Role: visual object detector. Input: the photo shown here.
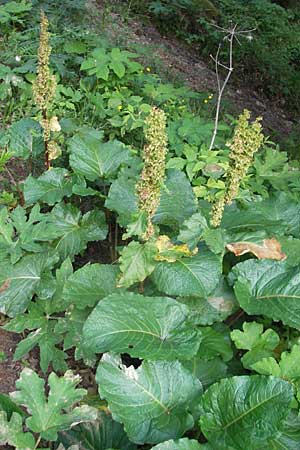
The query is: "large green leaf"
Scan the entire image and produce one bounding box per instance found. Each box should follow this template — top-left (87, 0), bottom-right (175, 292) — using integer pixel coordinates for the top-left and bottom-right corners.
top-left (83, 292), bottom-right (201, 360)
top-left (199, 375), bottom-right (293, 450)
top-left (48, 203), bottom-right (107, 260)
top-left (96, 353), bottom-right (202, 444)
top-left (63, 263), bottom-right (119, 309)
top-left (58, 411), bottom-right (136, 450)
top-left (69, 132), bottom-right (131, 181)
top-left (10, 368), bottom-right (97, 441)
top-left (153, 170), bottom-right (197, 228)
top-left (152, 246), bottom-right (221, 297)
top-left (24, 168), bottom-right (73, 205)
top-left (231, 259), bottom-right (300, 329)
top-left (151, 438), bottom-right (204, 450)
top-left (0, 252), bottom-right (57, 317)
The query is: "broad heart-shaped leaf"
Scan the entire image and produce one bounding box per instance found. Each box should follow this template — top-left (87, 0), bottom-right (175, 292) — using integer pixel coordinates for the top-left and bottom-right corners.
top-left (0, 252), bottom-right (58, 317)
top-left (10, 368), bottom-right (97, 441)
top-left (118, 241), bottom-right (157, 288)
top-left (58, 410), bottom-right (136, 450)
top-left (199, 375), bottom-right (293, 450)
top-left (24, 168), bottom-right (73, 205)
top-left (96, 353), bottom-right (202, 444)
top-left (153, 170), bottom-right (197, 228)
top-left (197, 324), bottom-right (233, 362)
top-left (63, 263), bottom-right (120, 309)
top-left (83, 292), bottom-right (202, 360)
top-left (231, 322), bottom-right (280, 369)
top-left (152, 245), bottom-right (222, 297)
top-left (151, 438), bottom-right (205, 450)
top-left (230, 259), bottom-right (300, 329)
top-left (69, 131), bottom-right (131, 181)
top-left (48, 203), bottom-right (108, 260)
top-left (8, 118), bottom-right (43, 158)
top-left (0, 411), bottom-right (35, 450)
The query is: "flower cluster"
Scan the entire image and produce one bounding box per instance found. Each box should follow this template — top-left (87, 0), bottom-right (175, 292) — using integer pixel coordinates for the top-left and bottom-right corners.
top-left (136, 107), bottom-right (168, 239)
top-left (32, 11), bottom-right (59, 168)
top-left (211, 109), bottom-right (264, 227)
top-left (32, 11), bottom-right (56, 112)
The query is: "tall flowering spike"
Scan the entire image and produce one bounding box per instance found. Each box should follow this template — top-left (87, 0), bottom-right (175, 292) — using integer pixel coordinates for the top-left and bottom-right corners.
top-left (33, 11), bottom-right (56, 111)
top-left (136, 107), bottom-right (168, 240)
top-left (210, 109), bottom-right (264, 227)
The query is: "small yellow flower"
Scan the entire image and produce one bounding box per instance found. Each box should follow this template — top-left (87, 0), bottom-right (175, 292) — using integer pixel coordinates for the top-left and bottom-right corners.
top-left (146, 67), bottom-right (151, 72)
top-left (118, 105), bottom-right (123, 111)
top-left (208, 94), bottom-right (213, 99)
top-left (204, 99), bottom-right (208, 104)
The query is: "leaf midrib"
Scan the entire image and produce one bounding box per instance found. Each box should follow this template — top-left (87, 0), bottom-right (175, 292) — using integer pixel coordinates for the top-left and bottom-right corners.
top-left (221, 389), bottom-right (283, 431)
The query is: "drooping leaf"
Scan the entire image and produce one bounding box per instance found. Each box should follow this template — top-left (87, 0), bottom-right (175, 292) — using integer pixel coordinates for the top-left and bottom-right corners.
top-left (96, 353), bottom-right (202, 444)
top-left (63, 263), bottom-right (119, 309)
top-left (199, 375), bottom-right (293, 450)
top-left (83, 292), bottom-right (201, 360)
top-left (0, 394), bottom-right (26, 419)
top-left (69, 132), bottom-right (131, 181)
top-left (58, 410), bottom-right (136, 450)
top-left (24, 168), bottom-right (73, 205)
top-left (152, 245), bottom-right (221, 297)
top-left (10, 368), bottom-right (97, 441)
top-left (118, 241), bottom-right (157, 288)
top-left (0, 411), bottom-right (35, 450)
top-left (231, 259), bottom-right (300, 329)
top-left (0, 252), bottom-right (58, 317)
top-left (155, 235), bottom-right (198, 262)
top-left (231, 322), bottom-right (280, 369)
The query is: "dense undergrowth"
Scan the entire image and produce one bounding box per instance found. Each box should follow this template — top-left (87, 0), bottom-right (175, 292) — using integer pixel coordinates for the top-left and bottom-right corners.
top-left (1, 1), bottom-right (300, 449)
top-left (127, 0), bottom-right (300, 114)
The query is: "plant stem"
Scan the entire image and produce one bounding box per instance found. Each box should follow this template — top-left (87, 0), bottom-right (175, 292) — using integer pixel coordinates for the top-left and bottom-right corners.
top-left (33, 435), bottom-right (41, 450)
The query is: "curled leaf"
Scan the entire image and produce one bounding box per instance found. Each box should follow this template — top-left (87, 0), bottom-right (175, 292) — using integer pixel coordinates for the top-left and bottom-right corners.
top-left (226, 238), bottom-right (286, 261)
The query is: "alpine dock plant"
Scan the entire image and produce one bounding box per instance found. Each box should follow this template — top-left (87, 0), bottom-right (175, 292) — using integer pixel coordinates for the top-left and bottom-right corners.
top-left (33, 10), bottom-right (57, 169)
top-left (136, 106), bottom-right (168, 239)
top-left (211, 109), bottom-right (264, 227)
